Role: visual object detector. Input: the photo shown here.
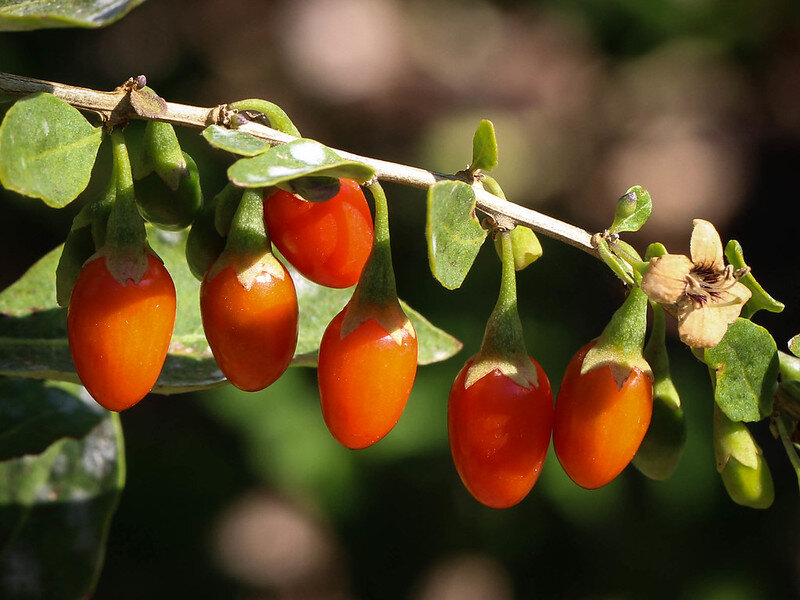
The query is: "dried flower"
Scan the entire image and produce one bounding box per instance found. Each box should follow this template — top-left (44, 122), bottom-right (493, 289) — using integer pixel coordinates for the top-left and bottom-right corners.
top-left (641, 219), bottom-right (751, 348)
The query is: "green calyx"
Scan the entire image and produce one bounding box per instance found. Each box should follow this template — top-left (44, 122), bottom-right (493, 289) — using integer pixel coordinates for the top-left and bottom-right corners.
top-left (580, 285), bottom-right (653, 388)
top-left (632, 302), bottom-right (686, 480)
top-left (137, 121), bottom-right (188, 190)
top-left (185, 192), bottom-right (226, 281)
top-left (207, 187), bottom-right (284, 290)
top-left (464, 229), bottom-right (539, 390)
top-left (713, 405), bottom-right (774, 509)
top-left (341, 181), bottom-right (413, 345)
top-left (101, 128), bottom-right (149, 285)
top-left (214, 183), bottom-right (246, 238)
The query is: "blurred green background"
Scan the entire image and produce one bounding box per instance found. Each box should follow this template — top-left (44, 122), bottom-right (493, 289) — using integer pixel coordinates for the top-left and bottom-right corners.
top-left (3, 0), bottom-right (800, 598)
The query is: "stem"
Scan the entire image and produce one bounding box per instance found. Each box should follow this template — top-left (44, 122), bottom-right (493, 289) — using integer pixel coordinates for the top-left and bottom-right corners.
top-left (353, 181), bottom-right (398, 305)
top-left (225, 188), bottom-right (270, 258)
top-left (479, 230), bottom-right (527, 360)
top-left (775, 416), bottom-right (800, 492)
top-left (0, 71), bottom-right (596, 256)
top-left (106, 129), bottom-right (144, 250)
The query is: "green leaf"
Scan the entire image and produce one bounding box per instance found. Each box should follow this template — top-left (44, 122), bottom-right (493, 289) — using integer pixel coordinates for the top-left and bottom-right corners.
top-left (609, 185), bottom-right (652, 234)
top-left (0, 378), bottom-right (104, 461)
top-left (724, 239), bottom-right (784, 318)
top-left (0, 231), bottom-right (461, 392)
top-left (470, 120), bottom-right (498, 172)
top-left (0, 410), bottom-right (124, 599)
top-left (426, 180), bottom-right (487, 290)
top-left (0, 93), bottom-right (102, 207)
top-left (0, 0), bottom-right (146, 30)
top-left (228, 139), bottom-right (374, 188)
top-left (705, 318), bottom-right (779, 422)
top-left (789, 335), bottom-right (800, 359)
top-left (202, 124), bottom-right (272, 157)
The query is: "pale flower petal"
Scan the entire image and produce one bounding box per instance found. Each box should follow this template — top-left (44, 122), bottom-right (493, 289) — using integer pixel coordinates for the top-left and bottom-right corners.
top-left (676, 281), bottom-right (750, 348)
top-left (641, 254), bottom-right (693, 305)
top-left (690, 219), bottom-right (724, 270)
top-left (677, 302), bottom-right (731, 348)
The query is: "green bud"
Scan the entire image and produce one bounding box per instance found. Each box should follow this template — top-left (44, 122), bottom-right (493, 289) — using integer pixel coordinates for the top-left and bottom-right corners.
top-left (55, 226), bottom-right (95, 307)
top-left (714, 406), bottom-right (774, 509)
top-left (136, 152), bottom-right (202, 230)
top-left (633, 301), bottom-right (686, 480)
top-left (615, 190), bottom-right (638, 220)
top-left (141, 121), bottom-right (187, 190)
top-left (632, 396), bottom-right (686, 480)
top-left (186, 196), bottom-right (226, 280)
top-left (493, 226), bottom-right (542, 271)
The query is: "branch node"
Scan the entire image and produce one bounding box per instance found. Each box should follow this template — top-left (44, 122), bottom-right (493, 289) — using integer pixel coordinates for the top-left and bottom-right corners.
top-left (208, 104), bottom-right (236, 127)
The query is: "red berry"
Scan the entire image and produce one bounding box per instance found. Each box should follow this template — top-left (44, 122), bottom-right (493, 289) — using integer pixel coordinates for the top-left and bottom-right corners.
top-left (448, 358), bottom-right (554, 508)
top-left (68, 254), bottom-right (176, 411)
top-left (317, 309), bottom-right (417, 449)
top-left (200, 262), bottom-right (298, 392)
top-left (553, 342), bottom-right (653, 489)
top-left (263, 179), bottom-right (373, 288)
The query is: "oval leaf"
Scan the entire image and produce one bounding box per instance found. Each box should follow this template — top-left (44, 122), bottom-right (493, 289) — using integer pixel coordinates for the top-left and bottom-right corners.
top-left (0, 231), bottom-right (461, 393)
top-left (705, 318), bottom-right (779, 422)
top-left (0, 410), bottom-right (124, 600)
top-left (426, 180), bottom-right (487, 290)
top-left (227, 139), bottom-right (374, 188)
top-left (724, 239), bottom-right (784, 318)
top-left (609, 185), bottom-right (652, 234)
top-left (470, 119), bottom-right (498, 172)
top-left (202, 124), bottom-right (271, 157)
top-left (0, 0), bottom-right (146, 30)
top-left (0, 377), bottom-right (104, 461)
top-left (0, 93), bottom-right (102, 207)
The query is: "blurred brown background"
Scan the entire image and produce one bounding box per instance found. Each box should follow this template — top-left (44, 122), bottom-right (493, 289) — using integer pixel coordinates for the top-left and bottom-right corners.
top-left (2, 0), bottom-right (800, 598)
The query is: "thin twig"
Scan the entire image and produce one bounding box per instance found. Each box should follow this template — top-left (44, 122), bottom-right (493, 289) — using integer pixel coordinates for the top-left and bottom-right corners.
top-left (1, 71), bottom-right (597, 256)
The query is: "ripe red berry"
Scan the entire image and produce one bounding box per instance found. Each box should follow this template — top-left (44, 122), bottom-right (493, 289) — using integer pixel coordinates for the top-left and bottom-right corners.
top-left (263, 179), bottom-right (373, 288)
top-left (448, 358), bottom-right (554, 508)
top-left (200, 261), bottom-right (298, 392)
top-left (317, 309), bottom-right (417, 449)
top-left (553, 342), bottom-right (653, 489)
top-left (68, 254), bottom-right (176, 411)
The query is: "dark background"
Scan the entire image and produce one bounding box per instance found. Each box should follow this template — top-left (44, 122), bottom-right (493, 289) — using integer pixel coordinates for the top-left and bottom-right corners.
top-left (3, 0), bottom-right (800, 598)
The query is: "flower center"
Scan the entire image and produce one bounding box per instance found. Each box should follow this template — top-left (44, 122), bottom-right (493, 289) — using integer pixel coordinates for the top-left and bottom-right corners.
top-left (685, 265), bottom-right (749, 307)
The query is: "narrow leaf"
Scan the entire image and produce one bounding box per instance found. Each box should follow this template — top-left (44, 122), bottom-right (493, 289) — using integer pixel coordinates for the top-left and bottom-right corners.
top-left (426, 180), bottom-right (487, 290)
top-left (724, 239), bottom-right (784, 318)
top-left (705, 318), bottom-right (779, 422)
top-left (228, 139), bottom-right (374, 188)
top-left (0, 93), bottom-right (102, 207)
top-left (202, 124), bottom-right (271, 157)
top-left (609, 185), bottom-right (652, 234)
top-left (470, 120), bottom-right (498, 172)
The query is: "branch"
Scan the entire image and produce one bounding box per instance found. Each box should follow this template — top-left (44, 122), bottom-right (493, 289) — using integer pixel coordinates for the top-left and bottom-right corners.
top-left (1, 71), bottom-right (597, 256)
